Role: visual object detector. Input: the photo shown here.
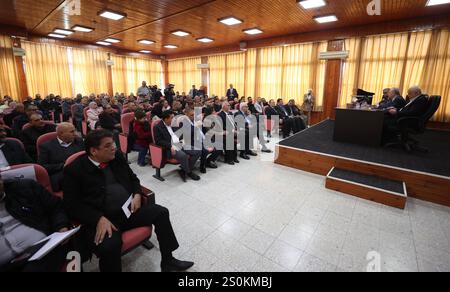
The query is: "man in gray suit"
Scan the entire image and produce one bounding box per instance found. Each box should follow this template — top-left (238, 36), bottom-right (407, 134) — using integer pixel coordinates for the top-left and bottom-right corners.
top-left (38, 123), bottom-right (84, 192)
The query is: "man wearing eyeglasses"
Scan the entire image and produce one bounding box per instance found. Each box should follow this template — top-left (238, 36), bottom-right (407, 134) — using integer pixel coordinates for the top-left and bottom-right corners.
top-left (63, 130), bottom-right (194, 272)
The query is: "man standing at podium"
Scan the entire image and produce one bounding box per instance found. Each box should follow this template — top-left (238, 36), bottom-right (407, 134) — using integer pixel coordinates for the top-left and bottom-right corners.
top-left (226, 84), bottom-right (239, 102)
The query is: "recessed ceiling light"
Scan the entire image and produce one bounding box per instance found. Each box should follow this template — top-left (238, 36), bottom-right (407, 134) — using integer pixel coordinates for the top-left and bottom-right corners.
top-left (72, 25), bottom-right (94, 32)
top-left (314, 15), bottom-right (338, 23)
top-left (171, 30), bottom-right (191, 37)
top-left (138, 39), bottom-right (155, 45)
top-left (164, 45), bottom-right (178, 49)
top-left (96, 41), bottom-right (112, 46)
top-left (218, 16), bottom-right (243, 26)
top-left (98, 10), bottom-right (127, 20)
top-left (298, 0), bottom-right (326, 9)
top-left (196, 37), bottom-right (214, 43)
top-left (104, 38), bottom-right (121, 43)
top-left (243, 28), bottom-right (263, 35)
top-left (53, 28), bottom-right (74, 35)
top-left (426, 0), bottom-right (450, 6)
top-left (48, 33), bottom-right (66, 39)
top-left (139, 50), bottom-right (151, 54)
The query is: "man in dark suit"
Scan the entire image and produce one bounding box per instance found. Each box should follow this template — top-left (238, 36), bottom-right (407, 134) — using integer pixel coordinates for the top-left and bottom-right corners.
top-left (38, 123), bottom-right (84, 192)
top-left (0, 125), bottom-right (32, 168)
top-left (164, 84), bottom-right (175, 106)
top-left (154, 111), bottom-right (201, 182)
top-left (3, 103), bottom-right (25, 127)
top-left (11, 104), bottom-right (39, 138)
top-left (384, 86), bottom-right (429, 138)
top-left (219, 102), bottom-right (239, 165)
top-left (286, 99), bottom-right (306, 133)
top-left (98, 104), bottom-right (122, 148)
top-left (63, 129), bottom-right (194, 272)
top-left (20, 113), bottom-right (56, 161)
top-left (275, 99), bottom-right (294, 138)
top-left (265, 100), bottom-right (279, 138)
top-left (379, 87), bottom-right (407, 110)
top-left (226, 84), bottom-right (239, 102)
top-left (0, 177), bottom-right (71, 272)
top-left (235, 103), bottom-right (257, 160)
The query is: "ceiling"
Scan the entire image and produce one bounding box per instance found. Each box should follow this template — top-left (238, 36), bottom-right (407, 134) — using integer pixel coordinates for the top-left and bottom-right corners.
top-left (1, 0), bottom-right (450, 56)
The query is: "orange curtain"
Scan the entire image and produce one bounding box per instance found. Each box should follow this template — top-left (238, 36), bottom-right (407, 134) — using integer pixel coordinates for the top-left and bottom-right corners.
top-left (0, 35), bottom-right (20, 100)
top-left (22, 41), bottom-right (73, 97)
top-left (71, 48), bottom-right (109, 96)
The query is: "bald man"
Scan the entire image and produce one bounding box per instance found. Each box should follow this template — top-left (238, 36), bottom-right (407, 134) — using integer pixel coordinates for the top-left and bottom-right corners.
top-left (38, 123), bottom-right (84, 191)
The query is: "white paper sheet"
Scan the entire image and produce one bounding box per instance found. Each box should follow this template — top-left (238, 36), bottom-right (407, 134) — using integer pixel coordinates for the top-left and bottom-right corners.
top-left (28, 226), bottom-right (80, 262)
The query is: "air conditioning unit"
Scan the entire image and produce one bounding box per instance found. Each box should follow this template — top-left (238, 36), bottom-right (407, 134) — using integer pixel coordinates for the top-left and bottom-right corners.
top-left (319, 51), bottom-right (349, 60)
top-left (197, 63), bottom-right (209, 69)
top-left (240, 41), bottom-right (247, 51)
top-left (106, 60), bottom-right (114, 66)
top-left (13, 47), bottom-right (26, 57)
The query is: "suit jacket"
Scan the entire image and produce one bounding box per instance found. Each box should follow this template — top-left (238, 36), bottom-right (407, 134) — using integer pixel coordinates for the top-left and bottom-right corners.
top-left (226, 88), bottom-right (239, 101)
top-left (219, 111), bottom-right (236, 133)
top-left (4, 179), bottom-right (69, 236)
top-left (275, 105), bottom-right (289, 119)
top-left (154, 120), bottom-right (173, 151)
top-left (265, 106), bottom-right (278, 119)
top-left (99, 112), bottom-right (121, 131)
top-left (38, 138), bottom-right (84, 175)
top-left (21, 124), bottom-right (57, 161)
top-left (62, 152), bottom-right (142, 227)
top-left (379, 96), bottom-right (407, 110)
top-left (1, 139), bottom-right (32, 166)
top-left (398, 95), bottom-right (428, 118)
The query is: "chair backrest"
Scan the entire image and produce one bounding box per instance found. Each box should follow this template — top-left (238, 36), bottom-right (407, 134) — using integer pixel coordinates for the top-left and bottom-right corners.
top-left (150, 120), bottom-right (161, 143)
top-left (121, 113), bottom-right (135, 136)
top-left (65, 151), bottom-right (86, 167)
top-left (83, 107), bottom-right (89, 120)
top-left (22, 121), bottom-right (55, 131)
top-left (36, 132), bottom-right (59, 157)
top-left (5, 138), bottom-right (25, 150)
top-left (422, 96), bottom-right (441, 125)
top-left (0, 164), bottom-right (53, 194)
top-left (263, 106), bottom-right (268, 115)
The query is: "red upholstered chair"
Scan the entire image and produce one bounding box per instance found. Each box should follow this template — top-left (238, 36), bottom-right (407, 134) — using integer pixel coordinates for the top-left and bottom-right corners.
top-left (36, 132), bottom-right (58, 159)
top-left (82, 107), bottom-right (89, 136)
top-left (5, 137), bottom-right (25, 150)
top-left (64, 151), bottom-right (154, 254)
top-left (119, 113), bottom-right (135, 158)
top-left (149, 120), bottom-right (180, 181)
top-left (0, 164), bottom-right (53, 194)
top-left (22, 121), bottom-right (56, 131)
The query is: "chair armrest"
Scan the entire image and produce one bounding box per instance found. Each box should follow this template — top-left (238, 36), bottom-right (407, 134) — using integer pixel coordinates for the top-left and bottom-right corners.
top-left (140, 185), bottom-right (155, 205)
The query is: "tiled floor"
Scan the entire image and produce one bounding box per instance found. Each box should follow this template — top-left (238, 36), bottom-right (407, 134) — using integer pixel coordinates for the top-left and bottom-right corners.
top-left (84, 136), bottom-right (450, 272)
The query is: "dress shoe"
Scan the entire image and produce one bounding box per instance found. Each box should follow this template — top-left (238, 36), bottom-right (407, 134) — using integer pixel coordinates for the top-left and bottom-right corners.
top-left (261, 148), bottom-right (272, 153)
top-left (233, 159), bottom-right (240, 163)
top-left (240, 153), bottom-right (250, 160)
top-left (161, 257), bottom-right (194, 272)
top-left (227, 161), bottom-right (235, 165)
top-left (187, 172), bottom-right (201, 181)
top-left (200, 167), bottom-right (207, 174)
top-left (206, 161), bottom-right (218, 169)
top-left (178, 169), bottom-right (187, 182)
top-left (246, 151), bottom-right (257, 156)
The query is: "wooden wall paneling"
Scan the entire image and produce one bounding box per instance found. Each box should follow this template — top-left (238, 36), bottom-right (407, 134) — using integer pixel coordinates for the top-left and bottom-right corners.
top-left (321, 40), bottom-right (344, 121)
top-left (11, 38), bottom-right (29, 101)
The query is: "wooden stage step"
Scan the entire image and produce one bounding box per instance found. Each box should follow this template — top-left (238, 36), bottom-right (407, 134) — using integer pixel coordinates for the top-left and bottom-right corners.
top-left (326, 167), bottom-right (407, 209)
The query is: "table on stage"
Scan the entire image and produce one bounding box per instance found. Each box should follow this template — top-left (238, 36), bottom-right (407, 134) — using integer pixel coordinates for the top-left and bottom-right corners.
top-left (333, 107), bottom-right (385, 147)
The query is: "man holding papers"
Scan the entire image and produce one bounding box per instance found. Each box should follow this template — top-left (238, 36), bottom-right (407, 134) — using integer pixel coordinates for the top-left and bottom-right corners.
top-left (63, 129), bottom-right (194, 272)
top-left (0, 176), bottom-right (71, 272)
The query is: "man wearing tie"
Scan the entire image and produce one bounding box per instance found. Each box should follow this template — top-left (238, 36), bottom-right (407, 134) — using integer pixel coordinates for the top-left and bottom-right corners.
top-left (226, 84), bottom-right (239, 102)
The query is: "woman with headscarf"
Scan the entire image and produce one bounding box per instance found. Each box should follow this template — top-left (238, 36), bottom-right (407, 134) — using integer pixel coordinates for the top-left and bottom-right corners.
top-left (86, 102), bottom-right (103, 130)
